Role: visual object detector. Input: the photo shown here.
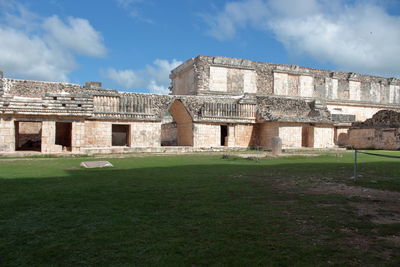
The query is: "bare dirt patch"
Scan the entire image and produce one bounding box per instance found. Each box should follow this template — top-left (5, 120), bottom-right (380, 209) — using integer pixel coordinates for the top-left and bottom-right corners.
top-left (307, 182), bottom-right (400, 225)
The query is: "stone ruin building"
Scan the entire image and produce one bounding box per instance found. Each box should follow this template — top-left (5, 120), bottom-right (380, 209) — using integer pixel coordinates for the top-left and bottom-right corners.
top-left (348, 110), bottom-right (400, 150)
top-left (0, 56), bottom-right (399, 154)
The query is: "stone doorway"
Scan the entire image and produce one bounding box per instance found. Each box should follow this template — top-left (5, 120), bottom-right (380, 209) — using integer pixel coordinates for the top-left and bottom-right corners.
top-left (112, 124), bottom-right (130, 146)
top-left (221, 125), bottom-right (228, 146)
top-left (302, 125), bottom-right (314, 148)
top-left (15, 121), bottom-right (42, 151)
top-left (56, 122), bottom-right (72, 151)
top-left (167, 100), bottom-right (193, 146)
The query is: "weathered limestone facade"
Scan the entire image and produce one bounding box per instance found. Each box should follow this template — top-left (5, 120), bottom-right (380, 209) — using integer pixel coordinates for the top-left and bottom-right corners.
top-left (170, 56), bottom-right (400, 149)
top-left (0, 79), bottom-right (169, 154)
top-left (348, 110), bottom-right (400, 150)
top-left (1, 55), bottom-right (399, 154)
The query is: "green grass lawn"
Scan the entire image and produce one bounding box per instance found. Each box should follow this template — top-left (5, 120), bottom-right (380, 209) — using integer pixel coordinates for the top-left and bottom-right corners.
top-left (0, 152), bottom-right (399, 266)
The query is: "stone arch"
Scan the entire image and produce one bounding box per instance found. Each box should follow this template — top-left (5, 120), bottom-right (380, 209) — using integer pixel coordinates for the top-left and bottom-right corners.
top-left (168, 99), bottom-right (193, 146)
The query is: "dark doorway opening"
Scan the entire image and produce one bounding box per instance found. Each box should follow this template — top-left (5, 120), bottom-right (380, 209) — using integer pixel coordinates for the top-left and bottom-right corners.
top-left (15, 121), bottom-right (42, 151)
top-left (302, 125), bottom-right (314, 148)
top-left (221, 125), bottom-right (228, 146)
top-left (56, 122), bottom-right (72, 151)
top-left (112, 124), bottom-right (130, 146)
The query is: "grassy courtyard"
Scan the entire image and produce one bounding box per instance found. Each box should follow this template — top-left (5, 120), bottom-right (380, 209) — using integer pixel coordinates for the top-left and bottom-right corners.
top-left (0, 152), bottom-right (400, 266)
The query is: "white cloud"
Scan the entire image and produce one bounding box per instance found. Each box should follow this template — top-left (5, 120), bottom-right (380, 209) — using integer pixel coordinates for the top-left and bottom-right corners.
top-left (0, 1), bottom-right (106, 81)
top-left (204, 0), bottom-right (270, 41)
top-left (106, 59), bottom-right (182, 94)
top-left (43, 16), bottom-right (106, 57)
top-left (106, 68), bottom-right (146, 89)
top-left (204, 0), bottom-right (400, 77)
top-left (0, 27), bottom-right (74, 81)
top-left (148, 80), bottom-right (170, 95)
top-left (116, 0), bottom-right (153, 23)
top-left (145, 59), bottom-right (182, 85)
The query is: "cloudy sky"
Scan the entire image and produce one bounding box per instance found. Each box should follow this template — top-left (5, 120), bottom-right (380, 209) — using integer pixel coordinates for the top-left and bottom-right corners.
top-left (0, 0), bottom-right (399, 94)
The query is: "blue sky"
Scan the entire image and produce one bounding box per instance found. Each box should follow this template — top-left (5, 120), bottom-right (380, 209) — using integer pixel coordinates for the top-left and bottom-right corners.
top-left (0, 0), bottom-right (399, 94)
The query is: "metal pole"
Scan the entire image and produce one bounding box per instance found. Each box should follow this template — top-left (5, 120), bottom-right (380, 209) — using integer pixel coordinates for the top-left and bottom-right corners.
top-left (353, 149), bottom-right (357, 180)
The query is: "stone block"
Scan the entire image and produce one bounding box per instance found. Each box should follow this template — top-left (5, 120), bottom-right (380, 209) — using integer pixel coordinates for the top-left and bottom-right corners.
top-left (271, 136), bottom-right (282, 156)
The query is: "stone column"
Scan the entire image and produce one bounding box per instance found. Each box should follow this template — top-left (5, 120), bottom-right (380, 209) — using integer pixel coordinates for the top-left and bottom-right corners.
top-left (0, 117), bottom-right (15, 152)
top-left (72, 121), bottom-right (85, 152)
top-left (41, 121), bottom-right (57, 153)
top-left (227, 125), bottom-right (235, 147)
top-left (271, 136), bottom-right (282, 156)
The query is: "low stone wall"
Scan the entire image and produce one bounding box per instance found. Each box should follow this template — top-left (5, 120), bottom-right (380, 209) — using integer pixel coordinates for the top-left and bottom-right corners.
top-left (348, 110), bottom-right (400, 150)
top-left (348, 128), bottom-right (400, 150)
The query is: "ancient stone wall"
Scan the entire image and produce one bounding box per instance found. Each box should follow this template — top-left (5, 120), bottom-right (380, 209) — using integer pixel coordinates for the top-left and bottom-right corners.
top-left (71, 121), bottom-right (85, 152)
top-left (257, 96), bottom-right (332, 123)
top-left (169, 99), bottom-right (193, 146)
top-left (259, 122), bottom-right (320, 149)
top-left (352, 110), bottom-right (400, 128)
top-left (0, 117), bottom-right (15, 152)
top-left (232, 124), bottom-right (257, 147)
top-left (130, 122), bottom-right (161, 147)
top-left (0, 78), bottom-right (117, 98)
top-left (348, 128), bottom-right (379, 149)
top-left (0, 60), bottom-right (344, 153)
top-left (170, 56), bottom-right (400, 108)
top-left (278, 123), bottom-right (303, 148)
top-left (161, 122), bottom-right (177, 146)
top-left (92, 93), bottom-right (166, 121)
top-left (193, 123), bottom-right (220, 147)
top-left (84, 121), bottom-right (112, 147)
top-left (258, 122), bottom-right (279, 149)
top-left (0, 92), bottom-right (93, 118)
top-left (348, 110), bottom-right (400, 150)
top-left (326, 103), bottom-right (395, 122)
top-left (313, 125), bottom-right (335, 148)
top-left (334, 127), bottom-right (349, 147)
top-left (42, 121), bottom-right (62, 153)
top-left (0, 78), bottom-right (83, 97)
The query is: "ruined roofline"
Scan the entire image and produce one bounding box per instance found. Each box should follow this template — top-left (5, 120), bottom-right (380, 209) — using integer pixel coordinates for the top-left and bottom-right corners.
top-left (171, 55), bottom-right (400, 85)
top-left (0, 77), bottom-right (82, 87)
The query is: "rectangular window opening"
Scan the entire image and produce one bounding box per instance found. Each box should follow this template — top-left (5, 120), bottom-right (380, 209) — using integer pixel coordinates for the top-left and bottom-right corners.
top-left (220, 125), bottom-right (228, 146)
top-left (112, 124), bottom-right (130, 146)
top-left (15, 121), bottom-right (42, 152)
top-left (55, 122), bottom-right (72, 151)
